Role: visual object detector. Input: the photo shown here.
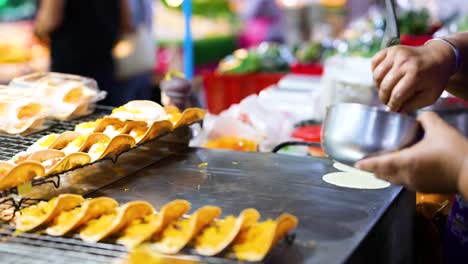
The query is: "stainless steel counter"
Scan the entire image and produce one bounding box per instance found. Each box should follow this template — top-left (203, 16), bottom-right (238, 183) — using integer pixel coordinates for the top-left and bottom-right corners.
top-left (89, 145), bottom-right (414, 264)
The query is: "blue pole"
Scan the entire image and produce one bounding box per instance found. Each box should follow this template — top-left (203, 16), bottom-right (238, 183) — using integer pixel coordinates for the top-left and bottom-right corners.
top-left (183, 0), bottom-right (194, 80)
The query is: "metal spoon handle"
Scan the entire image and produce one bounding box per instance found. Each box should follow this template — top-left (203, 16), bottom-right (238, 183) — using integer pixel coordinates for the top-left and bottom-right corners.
top-left (381, 0), bottom-right (400, 49)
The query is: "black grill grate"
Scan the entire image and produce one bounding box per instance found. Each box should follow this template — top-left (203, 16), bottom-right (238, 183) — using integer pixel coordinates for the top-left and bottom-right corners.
top-left (0, 198), bottom-right (44, 222)
top-left (0, 106), bottom-right (112, 161)
top-left (0, 224), bottom-right (127, 263)
top-left (0, 223), bottom-right (269, 264)
top-left (0, 108), bottom-right (270, 263)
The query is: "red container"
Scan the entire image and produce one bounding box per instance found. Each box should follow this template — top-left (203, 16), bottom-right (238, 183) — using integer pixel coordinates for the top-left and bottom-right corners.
top-left (202, 72), bottom-right (285, 114)
top-left (400, 25), bottom-right (439, 47)
top-left (400, 35), bottom-right (433, 46)
top-left (290, 63), bottom-right (324, 75)
top-left (292, 125), bottom-right (322, 142)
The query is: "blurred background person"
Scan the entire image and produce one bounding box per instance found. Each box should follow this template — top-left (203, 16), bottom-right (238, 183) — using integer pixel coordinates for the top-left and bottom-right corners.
top-left (34, 0), bottom-right (130, 106)
top-left (239, 0), bottom-right (285, 48)
top-left (113, 0), bottom-right (156, 106)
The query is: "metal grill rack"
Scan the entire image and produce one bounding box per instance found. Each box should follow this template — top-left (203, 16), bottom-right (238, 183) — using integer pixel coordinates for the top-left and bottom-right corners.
top-left (0, 107), bottom-right (114, 222)
top-left (0, 106), bottom-right (113, 199)
top-left (0, 105), bottom-right (200, 222)
top-left (0, 105), bottom-right (191, 199)
top-left (0, 224), bottom-right (127, 264)
top-left (0, 198), bottom-right (44, 222)
top-left (0, 106), bottom-right (113, 161)
top-left (0, 223), bottom-right (288, 264)
top-left (0, 108), bottom-right (298, 264)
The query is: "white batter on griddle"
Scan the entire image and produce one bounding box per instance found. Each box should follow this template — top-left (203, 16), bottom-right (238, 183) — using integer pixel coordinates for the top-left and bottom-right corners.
top-left (322, 162), bottom-right (390, 189)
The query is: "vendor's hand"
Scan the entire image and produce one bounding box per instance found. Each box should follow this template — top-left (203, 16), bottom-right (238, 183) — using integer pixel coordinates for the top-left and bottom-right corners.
top-left (372, 41), bottom-right (455, 112)
top-left (160, 76), bottom-right (192, 110)
top-left (356, 111), bottom-right (468, 194)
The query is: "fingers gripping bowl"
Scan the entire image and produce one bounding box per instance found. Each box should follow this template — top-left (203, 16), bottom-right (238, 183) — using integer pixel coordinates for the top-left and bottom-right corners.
top-left (321, 103), bottom-right (424, 166)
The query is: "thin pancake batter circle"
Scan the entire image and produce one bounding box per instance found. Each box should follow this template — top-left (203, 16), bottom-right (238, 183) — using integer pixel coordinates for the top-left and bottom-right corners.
top-left (322, 172), bottom-right (390, 189)
top-left (321, 162), bottom-right (390, 189)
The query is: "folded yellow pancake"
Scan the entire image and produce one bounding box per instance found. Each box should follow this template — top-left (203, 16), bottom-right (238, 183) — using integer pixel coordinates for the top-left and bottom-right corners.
top-left (194, 208), bottom-right (260, 256)
top-left (48, 131), bottom-right (82, 150)
top-left (61, 134), bottom-right (88, 155)
top-left (63, 133), bottom-right (109, 156)
top-left (231, 213), bottom-right (298, 262)
top-left (122, 122), bottom-right (149, 144)
top-left (173, 108), bottom-right (205, 129)
top-left (111, 101), bottom-right (168, 123)
top-left (117, 199), bottom-right (191, 249)
top-left (27, 133), bottom-right (59, 153)
top-left (164, 106), bottom-right (182, 125)
top-left (150, 206), bottom-right (221, 254)
top-left (79, 133), bottom-right (135, 162)
top-left (74, 119), bottom-right (103, 135)
top-left (93, 117), bottom-right (126, 138)
top-left (26, 149), bottom-right (67, 175)
top-left (0, 161), bottom-right (45, 190)
top-left (164, 105), bottom-right (181, 115)
top-left (25, 149), bottom-right (90, 175)
top-left (0, 161), bottom-right (14, 176)
top-left (100, 134), bottom-right (136, 159)
top-left (27, 149), bottom-right (65, 162)
top-left (80, 201), bottom-right (154, 243)
top-left (46, 197), bottom-right (119, 236)
top-left (127, 245), bottom-right (201, 264)
top-left (141, 120), bottom-right (173, 142)
top-left (47, 152), bottom-right (91, 175)
top-left (16, 194), bottom-right (84, 232)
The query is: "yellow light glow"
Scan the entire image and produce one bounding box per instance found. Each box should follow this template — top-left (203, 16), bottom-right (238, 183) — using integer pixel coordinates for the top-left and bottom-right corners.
top-left (279, 0), bottom-right (304, 8)
top-left (166, 0), bottom-right (183, 7)
top-left (320, 0), bottom-right (346, 7)
top-left (233, 49), bottom-right (248, 59)
top-left (113, 40), bottom-right (134, 59)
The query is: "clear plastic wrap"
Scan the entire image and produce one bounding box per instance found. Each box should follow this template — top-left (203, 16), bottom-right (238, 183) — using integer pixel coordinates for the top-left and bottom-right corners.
top-left (10, 72), bottom-right (107, 120)
top-left (190, 95), bottom-right (294, 152)
top-left (319, 56), bottom-right (375, 120)
top-left (0, 86), bottom-right (46, 134)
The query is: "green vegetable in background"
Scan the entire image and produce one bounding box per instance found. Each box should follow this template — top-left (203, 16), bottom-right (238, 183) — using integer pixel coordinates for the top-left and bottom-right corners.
top-left (458, 16), bottom-right (468, 32)
top-left (256, 42), bottom-right (289, 72)
top-left (296, 42), bottom-right (323, 64)
top-left (161, 0), bottom-right (233, 19)
top-left (0, 0), bottom-right (36, 22)
top-left (218, 49), bottom-right (261, 74)
top-left (218, 43), bottom-right (291, 74)
top-left (398, 8), bottom-right (431, 35)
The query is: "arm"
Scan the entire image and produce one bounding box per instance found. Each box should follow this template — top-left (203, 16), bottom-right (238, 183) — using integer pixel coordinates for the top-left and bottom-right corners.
top-left (357, 112), bottom-right (468, 200)
top-left (119, 0), bottom-right (134, 35)
top-left (35, 0), bottom-right (64, 39)
top-left (371, 31), bottom-right (468, 112)
top-left (444, 32), bottom-right (468, 100)
top-left (460, 157), bottom-right (468, 200)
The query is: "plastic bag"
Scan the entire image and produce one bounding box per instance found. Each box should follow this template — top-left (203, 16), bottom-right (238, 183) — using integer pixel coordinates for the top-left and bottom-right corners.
top-left (0, 86), bottom-right (46, 134)
top-left (191, 95), bottom-right (294, 152)
top-left (10, 72), bottom-right (107, 120)
top-left (319, 56), bottom-right (375, 119)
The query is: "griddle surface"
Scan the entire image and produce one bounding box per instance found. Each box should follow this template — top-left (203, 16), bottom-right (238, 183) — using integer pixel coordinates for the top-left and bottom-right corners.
top-left (91, 148), bottom-right (402, 264)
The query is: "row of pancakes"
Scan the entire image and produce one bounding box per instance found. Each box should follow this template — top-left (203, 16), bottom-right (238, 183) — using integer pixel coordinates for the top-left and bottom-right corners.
top-left (0, 72), bottom-right (105, 134)
top-left (15, 194), bottom-right (298, 262)
top-left (0, 100), bottom-right (205, 191)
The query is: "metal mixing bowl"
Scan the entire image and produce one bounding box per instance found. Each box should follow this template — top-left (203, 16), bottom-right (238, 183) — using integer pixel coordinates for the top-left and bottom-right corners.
top-left (321, 103), bottom-right (423, 165)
